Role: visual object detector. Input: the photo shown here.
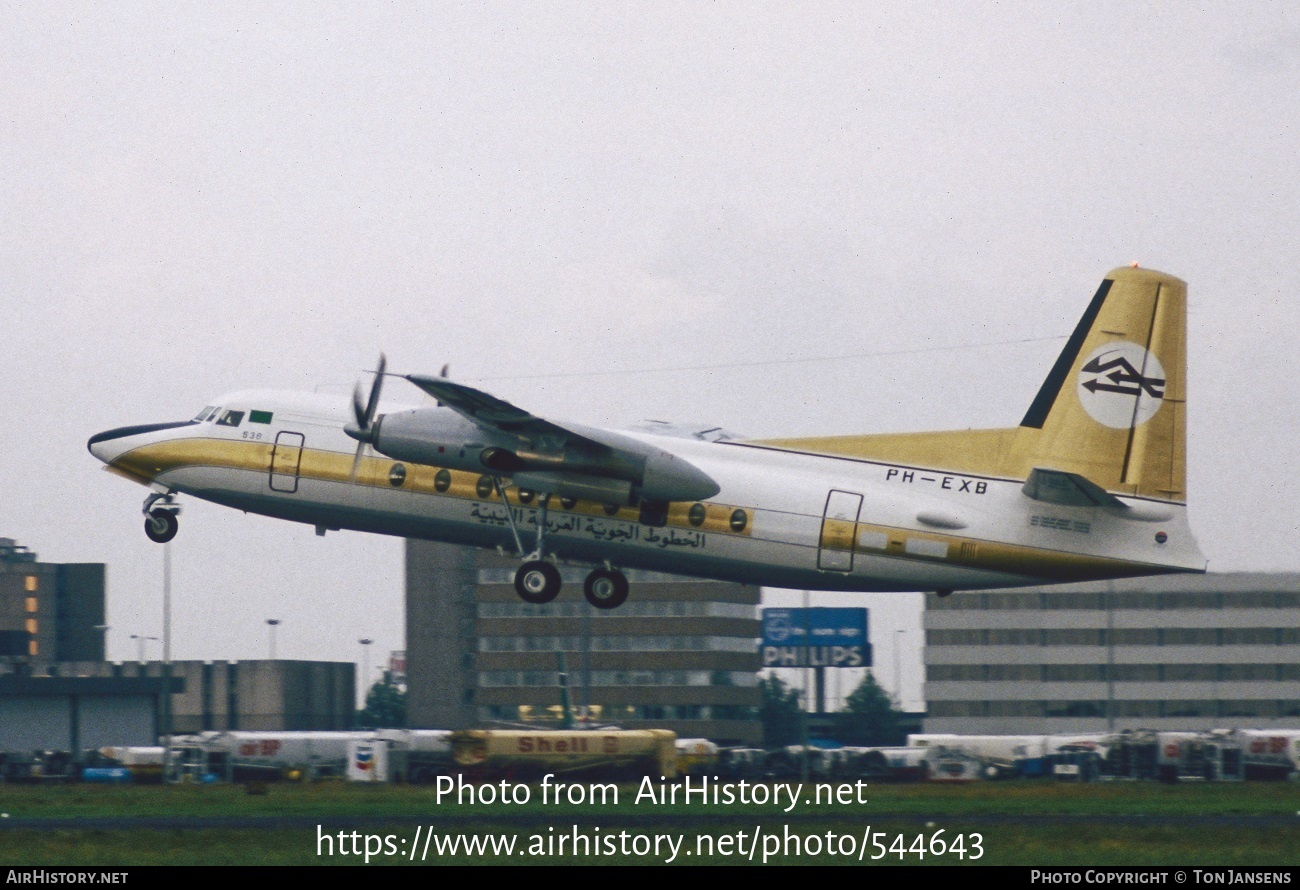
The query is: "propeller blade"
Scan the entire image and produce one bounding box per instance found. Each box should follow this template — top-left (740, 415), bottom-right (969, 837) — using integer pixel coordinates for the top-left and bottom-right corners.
top-left (363, 353), bottom-right (387, 427)
top-left (349, 354), bottom-right (388, 481)
top-left (349, 440), bottom-right (366, 483)
top-left (351, 380), bottom-right (368, 429)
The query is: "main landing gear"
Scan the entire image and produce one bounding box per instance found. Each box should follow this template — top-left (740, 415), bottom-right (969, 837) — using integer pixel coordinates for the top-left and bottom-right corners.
top-left (512, 561), bottom-right (629, 610)
top-left (493, 477), bottom-right (630, 609)
top-left (582, 568), bottom-right (628, 610)
top-left (514, 560), bottom-right (561, 604)
top-left (142, 492), bottom-right (181, 544)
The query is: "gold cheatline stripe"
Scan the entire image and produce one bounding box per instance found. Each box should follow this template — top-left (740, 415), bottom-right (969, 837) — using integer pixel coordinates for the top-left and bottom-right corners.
top-left (111, 438), bottom-right (755, 537)
top-left (821, 517), bottom-right (1172, 581)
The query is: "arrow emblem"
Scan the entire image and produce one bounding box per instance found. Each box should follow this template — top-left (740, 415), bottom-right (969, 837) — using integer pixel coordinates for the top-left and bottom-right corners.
top-left (1081, 356), bottom-right (1165, 399)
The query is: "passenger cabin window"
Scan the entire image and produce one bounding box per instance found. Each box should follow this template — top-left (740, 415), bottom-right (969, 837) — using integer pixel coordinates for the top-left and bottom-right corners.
top-left (216, 409), bottom-right (245, 427)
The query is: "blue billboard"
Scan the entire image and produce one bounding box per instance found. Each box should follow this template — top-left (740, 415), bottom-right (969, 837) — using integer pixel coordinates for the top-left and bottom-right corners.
top-left (761, 607), bottom-right (872, 668)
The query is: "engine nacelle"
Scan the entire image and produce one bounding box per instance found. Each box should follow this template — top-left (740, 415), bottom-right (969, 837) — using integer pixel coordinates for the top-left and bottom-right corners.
top-left (369, 407), bottom-right (720, 504)
top-left (511, 472), bottom-right (634, 505)
top-left (370, 408), bottom-right (503, 474)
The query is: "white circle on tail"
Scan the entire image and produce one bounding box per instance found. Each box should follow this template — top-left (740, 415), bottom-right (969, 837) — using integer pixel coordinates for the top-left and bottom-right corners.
top-left (1076, 341), bottom-right (1166, 429)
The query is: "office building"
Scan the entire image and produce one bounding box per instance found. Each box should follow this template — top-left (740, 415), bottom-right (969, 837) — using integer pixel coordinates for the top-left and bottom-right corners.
top-left (407, 541), bottom-right (763, 745)
top-left (0, 537), bottom-right (104, 661)
top-left (924, 573), bottom-right (1300, 733)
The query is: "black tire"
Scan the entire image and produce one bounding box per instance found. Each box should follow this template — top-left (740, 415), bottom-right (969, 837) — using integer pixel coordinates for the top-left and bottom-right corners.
top-left (144, 509), bottom-right (178, 544)
top-left (514, 560), bottom-right (561, 604)
top-left (583, 569), bottom-right (628, 610)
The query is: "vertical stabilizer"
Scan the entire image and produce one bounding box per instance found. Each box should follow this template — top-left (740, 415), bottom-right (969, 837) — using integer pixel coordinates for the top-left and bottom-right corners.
top-left (1011, 266), bottom-right (1187, 501)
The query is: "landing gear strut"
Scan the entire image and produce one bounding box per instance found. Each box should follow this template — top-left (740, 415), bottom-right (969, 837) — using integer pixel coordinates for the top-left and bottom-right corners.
top-left (583, 568), bottom-right (628, 610)
top-left (494, 478), bottom-right (564, 604)
top-left (142, 492), bottom-right (180, 544)
top-left (493, 478), bottom-right (631, 609)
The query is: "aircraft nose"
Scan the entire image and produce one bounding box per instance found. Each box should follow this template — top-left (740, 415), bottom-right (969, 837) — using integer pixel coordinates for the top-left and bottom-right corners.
top-left (87, 421), bottom-right (195, 464)
top-left (88, 426), bottom-right (132, 463)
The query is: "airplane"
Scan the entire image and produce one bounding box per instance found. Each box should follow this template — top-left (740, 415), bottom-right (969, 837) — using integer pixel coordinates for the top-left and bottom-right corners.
top-left (88, 265), bottom-right (1205, 609)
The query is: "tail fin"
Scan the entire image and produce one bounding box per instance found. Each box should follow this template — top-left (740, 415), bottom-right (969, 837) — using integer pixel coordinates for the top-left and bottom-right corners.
top-left (751, 266), bottom-right (1189, 503)
top-left (1009, 266), bottom-right (1187, 502)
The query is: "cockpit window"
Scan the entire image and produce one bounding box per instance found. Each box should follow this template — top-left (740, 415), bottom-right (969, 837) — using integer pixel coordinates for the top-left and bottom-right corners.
top-left (193, 406), bottom-right (217, 422)
top-left (215, 409), bottom-right (245, 428)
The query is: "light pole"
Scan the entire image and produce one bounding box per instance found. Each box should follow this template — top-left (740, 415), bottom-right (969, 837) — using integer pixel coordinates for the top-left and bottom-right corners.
top-left (266, 619), bottom-right (281, 659)
top-left (358, 638), bottom-right (373, 693)
top-left (894, 629), bottom-right (907, 710)
top-left (130, 634), bottom-right (158, 662)
top-left (162, 541), bottom-right (173, 779)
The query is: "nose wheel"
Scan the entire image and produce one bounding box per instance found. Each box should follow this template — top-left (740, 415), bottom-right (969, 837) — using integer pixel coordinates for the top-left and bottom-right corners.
top-left (514, 560), bottom-right (561, 604)
top-left (583, 569), bottom-right (628, 610)
top-left (142, 492), bottom-right (180, 544)
top-left (145, 508), bottom-right (179, 544)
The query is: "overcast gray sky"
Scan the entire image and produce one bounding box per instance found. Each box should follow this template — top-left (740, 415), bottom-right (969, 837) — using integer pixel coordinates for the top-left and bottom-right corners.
top-left (3, 3), bottom-right (1297, 708)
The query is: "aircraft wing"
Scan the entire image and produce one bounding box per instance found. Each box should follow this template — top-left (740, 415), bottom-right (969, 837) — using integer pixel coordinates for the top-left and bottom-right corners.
top-left (402, 374), bottom-right (719, 502)
top-left (405, 375), bottom-right (611, 455)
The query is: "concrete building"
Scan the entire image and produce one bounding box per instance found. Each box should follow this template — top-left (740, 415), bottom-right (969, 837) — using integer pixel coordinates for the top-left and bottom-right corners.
top-left (0, 671), bottom-right (179, 753)
top-left (924, 573), bottom-right (1300, 733)
top-left (0, 538), bottom-right (104, 661)
top-left (1, 536), bottom-right (355, 747)
top-left (407, 540), bottom-right (763, 745)
top-left (12, 659), bottom-right (356, 735)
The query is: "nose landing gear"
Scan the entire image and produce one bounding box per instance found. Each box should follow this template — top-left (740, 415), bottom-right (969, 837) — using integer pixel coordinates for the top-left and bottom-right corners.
top-left (143, 492), bottom-right (180, 544)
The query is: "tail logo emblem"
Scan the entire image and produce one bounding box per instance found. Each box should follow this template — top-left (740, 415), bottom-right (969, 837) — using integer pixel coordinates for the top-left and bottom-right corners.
top-left (1077, 342), bottom-right (1166, 428)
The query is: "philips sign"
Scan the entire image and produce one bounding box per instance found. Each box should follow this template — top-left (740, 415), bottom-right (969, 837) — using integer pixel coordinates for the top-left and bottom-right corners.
top-left (761, 608), bottom-right (871, 668)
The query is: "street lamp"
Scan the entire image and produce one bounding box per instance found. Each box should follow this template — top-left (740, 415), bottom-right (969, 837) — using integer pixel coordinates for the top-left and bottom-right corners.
top-left (358, 638), bottom-right (374, 688)
top-left (129, 634), bottom-right (158, 663)
top-left (266, 619), bottom-right (281, 659)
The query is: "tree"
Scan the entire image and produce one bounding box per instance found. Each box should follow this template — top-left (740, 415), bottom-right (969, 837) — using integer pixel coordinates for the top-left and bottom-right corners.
top-left (356, 671), bottom-right (406, 728)
top-left (759, 675), bottom-right (803, 747)
top-left (835, 674), bottom-right (906, 746)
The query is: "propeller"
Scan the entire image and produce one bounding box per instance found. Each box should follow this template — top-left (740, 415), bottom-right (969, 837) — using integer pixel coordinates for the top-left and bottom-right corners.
top-left (344, 353), bottom-right (387, 482)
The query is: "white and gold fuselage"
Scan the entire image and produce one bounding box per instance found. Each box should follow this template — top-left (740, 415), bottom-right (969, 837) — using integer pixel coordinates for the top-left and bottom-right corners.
top-left (87, 387), bottom-right (1204, 594)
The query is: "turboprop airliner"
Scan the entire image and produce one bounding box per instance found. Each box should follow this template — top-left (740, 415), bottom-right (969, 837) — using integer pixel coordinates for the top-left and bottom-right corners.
top-left (88, 265), bottom-right (1205, 609)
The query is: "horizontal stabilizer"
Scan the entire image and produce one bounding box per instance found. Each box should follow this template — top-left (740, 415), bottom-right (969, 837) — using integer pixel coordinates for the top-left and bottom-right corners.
top-left (1022, 468), bottom-right (1125, 508)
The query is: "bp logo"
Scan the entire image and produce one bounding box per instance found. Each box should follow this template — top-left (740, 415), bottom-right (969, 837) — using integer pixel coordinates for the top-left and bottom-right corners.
top-left (1076, 342), bottom-right (1166, 429)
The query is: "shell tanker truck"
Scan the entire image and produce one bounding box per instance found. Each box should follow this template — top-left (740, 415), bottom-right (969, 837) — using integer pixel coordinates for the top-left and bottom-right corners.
top-left (448, 729), bottom-right (679, 780)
